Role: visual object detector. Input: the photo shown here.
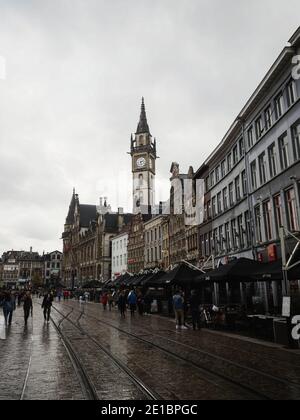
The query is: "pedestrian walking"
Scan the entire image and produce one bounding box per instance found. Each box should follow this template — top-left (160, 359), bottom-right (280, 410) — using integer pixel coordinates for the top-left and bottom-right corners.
top-left (107, 292), bottom-right (114, 311)
top-left (101, 293), bottom-right (108, 310)
top-left (127, 289), bottom-right (137, 316)
top-left (143, 291), bottom-right (152, 315)
top-left (2, 292), bottom-right (16, 326)
top-left (173, 290), bottom-right (187, 330)
top-left (137, 291), bottom-right (144, 316)
top-left (23, 292), bottom-right (33, 326)
top-left (42, 292), bottom-right (53, 322)
top-left (118, 290), bottom-right (127, 318)
top-left (190, 290), bottom-right (201, 331)
top-left (17, 293), bottom-right (22, 307)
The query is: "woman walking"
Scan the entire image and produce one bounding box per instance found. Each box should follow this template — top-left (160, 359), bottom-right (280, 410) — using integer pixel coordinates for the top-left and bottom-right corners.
top-left (23, 292), bottom-right (33, 326)
top-left (118, 290), bottom-right (127, 318)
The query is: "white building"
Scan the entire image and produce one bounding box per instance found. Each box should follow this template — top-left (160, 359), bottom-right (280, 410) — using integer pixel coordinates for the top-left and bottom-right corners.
top-left (111, 232), bottom-right (129, 279)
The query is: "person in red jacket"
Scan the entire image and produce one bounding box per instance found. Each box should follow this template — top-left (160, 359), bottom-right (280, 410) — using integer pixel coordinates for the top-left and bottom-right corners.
top-left (101, 293), bottom-right (108, 310)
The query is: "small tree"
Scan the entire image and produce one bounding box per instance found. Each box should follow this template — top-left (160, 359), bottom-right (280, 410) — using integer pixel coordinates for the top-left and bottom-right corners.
top-left (32, 272), bottom-right (43, 288)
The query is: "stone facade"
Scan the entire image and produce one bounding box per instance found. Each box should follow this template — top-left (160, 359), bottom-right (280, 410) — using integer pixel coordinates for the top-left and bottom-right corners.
top-left (62, 192), bottom-right (132, 287)
top-left (144, 215), bottom-right (165, 270)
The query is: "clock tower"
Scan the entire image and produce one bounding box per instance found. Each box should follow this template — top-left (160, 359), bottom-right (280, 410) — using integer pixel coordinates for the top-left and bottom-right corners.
top-left (130, 98), bottom-right (157, 213)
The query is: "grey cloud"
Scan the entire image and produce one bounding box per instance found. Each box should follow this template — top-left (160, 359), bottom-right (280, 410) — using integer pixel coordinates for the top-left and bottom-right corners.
top-left (0, 0), bottom-right (299, 254)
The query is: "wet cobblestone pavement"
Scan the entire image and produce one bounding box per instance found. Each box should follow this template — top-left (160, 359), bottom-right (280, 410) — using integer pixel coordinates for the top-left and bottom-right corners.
top-left (54, 300), bottom-right (300, 400)
top-left (1, 299), bottom-right (300, 400)
top-left (0, 304), bottom-right (84, 400)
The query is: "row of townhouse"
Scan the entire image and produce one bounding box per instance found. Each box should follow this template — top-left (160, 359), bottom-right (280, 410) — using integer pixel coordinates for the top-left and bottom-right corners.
top-left (196, 27), bottom-right (300, 268)
top-left (63, 28), bottom-right (300, 296)
top-left (0, 249), bottom-right (62, 288)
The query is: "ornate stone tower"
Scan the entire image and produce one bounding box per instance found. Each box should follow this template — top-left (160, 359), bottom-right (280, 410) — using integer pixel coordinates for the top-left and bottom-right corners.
top-left (130, 98), bottom-right (157, 213)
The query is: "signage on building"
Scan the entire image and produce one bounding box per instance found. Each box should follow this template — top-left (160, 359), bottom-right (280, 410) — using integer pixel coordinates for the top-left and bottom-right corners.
top-left (268, 244), bottom-right (277, 262)
top-left (4, 265), bottom-right (18, 271)
top-left (257, 253), bottom-right (264, 262)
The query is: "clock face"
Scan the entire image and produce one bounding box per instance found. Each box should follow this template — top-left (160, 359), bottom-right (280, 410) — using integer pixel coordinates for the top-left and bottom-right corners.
top-left (136, 157), bottom-right (146, 168)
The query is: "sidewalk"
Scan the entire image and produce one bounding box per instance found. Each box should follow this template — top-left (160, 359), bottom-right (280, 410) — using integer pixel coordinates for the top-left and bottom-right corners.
top-left (0, 302), bottom-right (84, 400)
top-left (84, 300), bottom-right (300, 353)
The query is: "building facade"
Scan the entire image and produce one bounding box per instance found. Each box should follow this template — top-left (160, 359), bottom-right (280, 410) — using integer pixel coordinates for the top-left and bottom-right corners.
top-left (144, 215), bottom-right (165, 270)
top-left (195, 27), bottom-right (300, 309)
top-left (44, 251), bottom-right (63, 286)
top-left (127, 212), bottom-right (151, 274)
top-left (168, 163), bottom-right (188, 267)
top-left (62, 191), bottom-right (132, 286)
top-left (0, 249), bottom-right (48, 288)
top-left (111, 232), bottom-right (129, 279)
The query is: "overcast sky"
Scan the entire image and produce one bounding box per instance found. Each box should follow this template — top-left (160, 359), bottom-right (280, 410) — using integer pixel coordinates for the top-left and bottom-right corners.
top-left (0, 0), bottom-right (299, 255)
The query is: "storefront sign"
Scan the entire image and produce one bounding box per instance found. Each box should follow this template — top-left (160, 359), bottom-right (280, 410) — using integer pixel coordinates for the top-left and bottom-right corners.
top-left (292, 316), bottom-right (300, 340)
top-left (268, 244), bottom-right (277, 262)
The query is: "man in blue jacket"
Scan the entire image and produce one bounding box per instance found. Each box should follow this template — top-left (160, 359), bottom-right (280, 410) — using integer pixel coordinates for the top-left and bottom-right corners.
top-left (2, 292), bottom-right (16, 326)
top-left (127, 289), bottom-right (137, 316)
top-left (173, 290), bottom-right (187, 330)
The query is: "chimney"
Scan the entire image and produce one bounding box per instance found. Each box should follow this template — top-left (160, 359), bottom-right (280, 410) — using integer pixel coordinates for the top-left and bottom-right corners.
top-left (30, 247), bottom-right (32, 254)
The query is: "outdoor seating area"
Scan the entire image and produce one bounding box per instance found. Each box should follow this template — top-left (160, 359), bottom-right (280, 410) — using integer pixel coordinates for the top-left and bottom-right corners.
top-left (101, 258), bottom-right (300, 344)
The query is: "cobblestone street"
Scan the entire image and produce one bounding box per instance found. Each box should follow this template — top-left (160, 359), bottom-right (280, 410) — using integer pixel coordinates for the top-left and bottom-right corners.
top-left (1, 299), bottom-right (300, 400)
top-left (0, 302), bottom-right (84, 400)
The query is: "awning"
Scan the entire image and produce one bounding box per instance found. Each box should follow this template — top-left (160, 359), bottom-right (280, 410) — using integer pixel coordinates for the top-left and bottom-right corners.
top-left (158, 263), bottom-right (201, 286)
top-left (141, 271), bottom-right (166, 287)
top-left (250, 259), bottom-right (300, 281)
top-left (194, 258), bottom-right (263, 284)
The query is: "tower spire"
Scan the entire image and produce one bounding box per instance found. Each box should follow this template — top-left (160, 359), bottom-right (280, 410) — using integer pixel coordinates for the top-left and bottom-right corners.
top-left (136, 97), bottom-right (150, 134)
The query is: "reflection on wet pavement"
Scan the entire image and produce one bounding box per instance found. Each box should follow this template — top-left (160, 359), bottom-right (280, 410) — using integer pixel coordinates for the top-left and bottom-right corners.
top-left (0, 315), bottom-right (6, 340)
top-left (2, 298), bottom-right (300, 400)
top-left (56, 300), bottom-right (300, 400)
top-left (0, 302), bottom-right (85, 400)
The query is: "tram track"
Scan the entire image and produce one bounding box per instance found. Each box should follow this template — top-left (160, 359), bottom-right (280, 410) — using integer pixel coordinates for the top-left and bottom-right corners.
top-left (56, 301), bottom-right (283, 400)
top-left (60, 300), bottom-right (300, 400)
top-left (51, 305), bottom-right (162, 400)
top-left (49, 310), bottom-right (99, 400)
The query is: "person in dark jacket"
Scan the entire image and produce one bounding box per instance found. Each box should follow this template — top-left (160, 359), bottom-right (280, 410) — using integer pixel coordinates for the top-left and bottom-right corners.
top-left (2, 292), bottom-right (16, 326)
top-left (143, 291), bottom-right (152, 315)
top-left (136, 291), bottom-right (144, 316)
top-left (190, 290), bottom-right (201, 331)
top-left (23, 292), bottom-right (33, 326)
top-left (118, 290), bottom-right (127, 318)
top-left (42, 292), bottom-right (53, 322)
